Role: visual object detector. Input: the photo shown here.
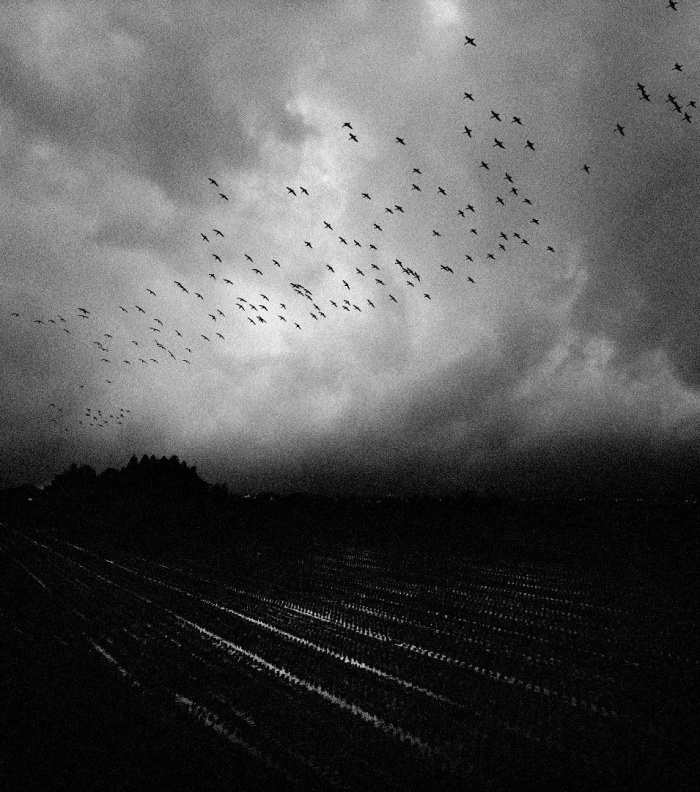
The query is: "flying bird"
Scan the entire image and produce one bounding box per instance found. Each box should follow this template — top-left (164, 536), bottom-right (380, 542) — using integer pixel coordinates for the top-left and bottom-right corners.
top-left (396, 137), bottom-right (406, 145)
top-left (324, 221), bottom-right (332, 229)
top-left (464, 36), bottom-right (476, 46)
top-left (493, 139), bottom-right (505, 149)
top-left (201, 233), bottom-right (209, 242)
top-left (252, 268), bottom-right (262, 275)
top-left (480, 161), bottom-right (489, 170)
top-left (511, 116), bottom-right (523, 125)
top-left (412, 184), bottom-right (421, 191)
top-left (287, 187), bottom-right (297, 196)
top-left (525, 140), bottom-right (535, 150)
top-left (438, 187), bottom-right (447, 196)
top-left (463, 92), bottom-right (474, 101)
top-left (214, 229), bottom-right (224, 237)
top-left (412, 168), bottom-right (421, 174)
top-left (304, 240), bottom-right (313, 248)
top-left (615, 124), bottom-right (625, 135)
top-left (672, 63), bottom-right (683, 72)
top-left (147, 289), bottom-right (156, 296)
top-left (213, 254), bottom-right (222, 262)
top-left (463, 126), bottom-right (472, 137)
top-left (135, 305), bottom-right (145, 313)
top-left (349, 133), bottom-right (358, 142)
top-left (582, 164), bottom-right (590, 173)
top-left (300, 186), bottom-right (309, 196)
top-left (362, 192), bottom-right (371, 199)
top-left (342, 122), bottom-right (353, 129)
top-left (219, 193), bottom-right (228, 201)
top-left (490, 111), bottom-right (502, 121)
top-left (208, 178), bottom-right (219, 186)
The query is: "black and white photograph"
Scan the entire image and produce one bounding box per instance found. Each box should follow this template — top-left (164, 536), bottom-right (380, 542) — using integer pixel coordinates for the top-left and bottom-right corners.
top-left (1, 1), bottom-right (698, 789)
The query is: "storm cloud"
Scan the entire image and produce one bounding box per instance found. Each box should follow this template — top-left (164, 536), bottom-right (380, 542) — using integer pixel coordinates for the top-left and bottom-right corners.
top-left (1, 0), bottom-right (699, 496)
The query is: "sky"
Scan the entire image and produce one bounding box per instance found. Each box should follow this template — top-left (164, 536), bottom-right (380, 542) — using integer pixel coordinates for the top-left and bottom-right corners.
top-left (2, 0), bottom-right (700, 497)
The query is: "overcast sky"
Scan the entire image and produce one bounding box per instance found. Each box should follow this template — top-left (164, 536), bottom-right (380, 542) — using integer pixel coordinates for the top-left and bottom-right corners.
top-left (2, 0), bottom-right (699, 496)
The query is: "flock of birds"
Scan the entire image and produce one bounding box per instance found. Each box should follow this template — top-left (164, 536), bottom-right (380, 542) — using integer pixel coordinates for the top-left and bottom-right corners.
top-left (8, 3), bottom-right (695, 439)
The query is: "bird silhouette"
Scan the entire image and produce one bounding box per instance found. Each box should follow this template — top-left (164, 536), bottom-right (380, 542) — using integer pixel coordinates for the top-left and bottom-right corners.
top-left (490, 111), bottom-right (502, 121)
top-left (209, 178), bottom-right (219, 186)
top-left (615, 124), bottom-right (625, 135)
top-left (463, 126), bottom-right (472, 137)
top-left (147, 289), bottom-right (156, 296)
top-left (349, 133), bottom-right (358, 142)
top-left (342, 122), bottom-right (353, 129)
top-left (525, 140), bottom-right (535, 150)
top-left (287, 187), bottom-right (297, 196)
top-left (464, 92), bottom-right (474, 101)
top-left (480, 161), bottom-right (489, 169)
top-left (396, 137), bottom-right (406, 145)
top-left (252, 268), bottom-right (262, 275)
top-left (672, 63), bottom-right (682, 72)
top-left (362, 192), bottom-right (371, 199)
top-left (300, 186), bottom-right (309, 195)
top-left (493, 139), bottom-right (505, 149)
top-left (412, 184), bottom-right (421, 191)
top-left (582, 164), bottom-right (590, 173)
top-left (324, 221), bottom-right (333, 229)
top-left (464, 36), bottom-right (476, 46)
top-left (219, 193), bottom-right (228, 201)
top-left (214, 229), bottom-right (224, 237)
top-left (511, 116), bottom-right (523, 125)
top-left (201, 233), bottom-right (209, 242)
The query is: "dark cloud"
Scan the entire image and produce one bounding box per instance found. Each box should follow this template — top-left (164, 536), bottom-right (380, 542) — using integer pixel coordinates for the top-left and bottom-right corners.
top-left (1, 0), bottom-right (699, 496)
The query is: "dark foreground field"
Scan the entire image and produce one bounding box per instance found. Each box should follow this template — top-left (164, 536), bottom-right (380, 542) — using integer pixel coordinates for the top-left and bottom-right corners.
top-left (1, 504), bottom-right (698, 791)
